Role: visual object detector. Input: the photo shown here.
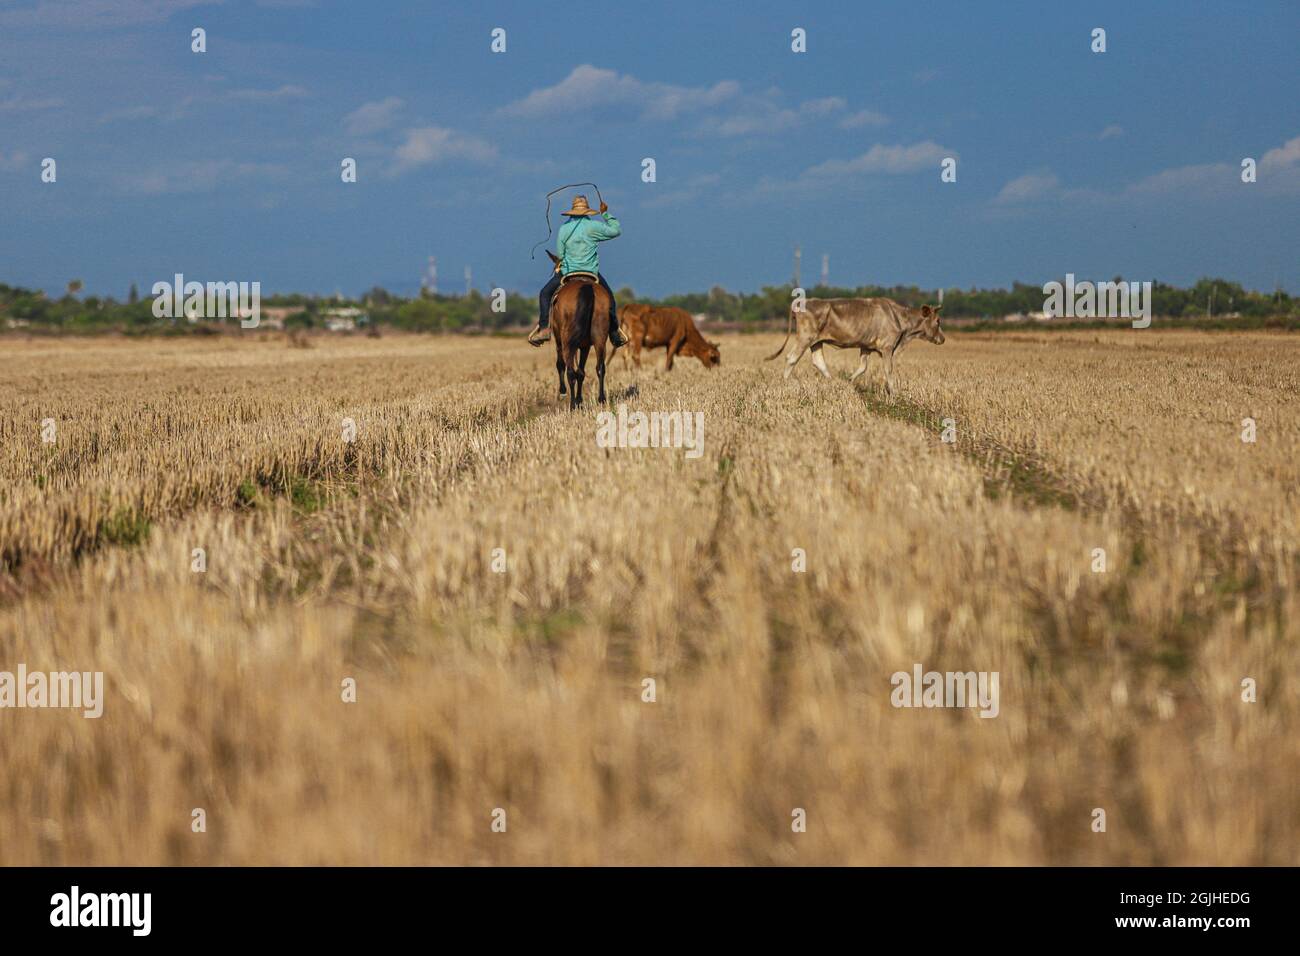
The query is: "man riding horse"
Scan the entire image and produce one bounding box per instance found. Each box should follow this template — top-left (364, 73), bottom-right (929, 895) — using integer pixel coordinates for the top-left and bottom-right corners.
top-left (527, 194), bottom-right (628, 348)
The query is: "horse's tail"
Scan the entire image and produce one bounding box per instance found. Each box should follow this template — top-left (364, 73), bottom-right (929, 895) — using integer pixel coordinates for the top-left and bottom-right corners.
top-left (765, 303), bottom-right (796, 360)
top-left (575, 283), bottom-right (595, 346)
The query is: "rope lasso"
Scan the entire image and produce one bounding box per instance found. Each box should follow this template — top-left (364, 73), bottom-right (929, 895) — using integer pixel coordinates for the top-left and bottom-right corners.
top-left (530, 181), bottom-right (605, 260)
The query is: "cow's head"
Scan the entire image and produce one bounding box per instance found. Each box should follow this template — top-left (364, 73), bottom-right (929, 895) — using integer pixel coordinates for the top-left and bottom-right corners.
top-left (686, 339), bottom-right (721, 368)
top-left (700, 341), bottom-right (721, 369)
top-left (918, 305), bottom-right (945, 344)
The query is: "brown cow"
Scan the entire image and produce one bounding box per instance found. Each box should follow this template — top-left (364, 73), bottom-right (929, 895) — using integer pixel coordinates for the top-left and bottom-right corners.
top-left (766, 297), bottom-right (944, 396)
top-left (620, 304), bottom-right (721, 371)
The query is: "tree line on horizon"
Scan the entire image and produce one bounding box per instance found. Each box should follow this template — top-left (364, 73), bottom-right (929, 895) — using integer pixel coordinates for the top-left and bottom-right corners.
top-left (1, 277), bottom-right (1295, 333)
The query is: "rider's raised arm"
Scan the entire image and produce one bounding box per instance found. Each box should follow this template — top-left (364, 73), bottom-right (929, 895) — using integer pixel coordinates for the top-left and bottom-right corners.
top-left (590, 213), bottom-right (621, 240)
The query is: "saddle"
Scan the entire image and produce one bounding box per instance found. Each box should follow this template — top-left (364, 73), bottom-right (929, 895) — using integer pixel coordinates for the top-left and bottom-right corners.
top-left (551, 271), bottom-right (600, 313)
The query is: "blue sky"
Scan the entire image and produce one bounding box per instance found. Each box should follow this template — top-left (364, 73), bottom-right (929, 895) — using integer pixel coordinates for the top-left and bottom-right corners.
top-left (1, 0), bottom-right (1297, 299)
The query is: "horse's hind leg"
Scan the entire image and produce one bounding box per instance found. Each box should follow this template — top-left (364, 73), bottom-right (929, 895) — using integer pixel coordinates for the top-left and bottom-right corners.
top-left (596, 344), bottom-right (607, 404)
top-left (564, 345), bottom-right (580, 410)
top-left (574, 346), bottom-right (590, 407)
top-left (556, 349), bottom-right (567, 397)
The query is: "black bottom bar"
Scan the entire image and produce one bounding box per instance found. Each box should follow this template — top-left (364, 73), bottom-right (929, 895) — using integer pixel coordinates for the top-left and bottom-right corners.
top-left (0, 866), bottom-right (1283, 942)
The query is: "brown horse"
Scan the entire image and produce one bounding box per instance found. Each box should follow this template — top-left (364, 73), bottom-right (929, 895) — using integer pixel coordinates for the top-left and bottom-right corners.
top-left (546, 250), bottom-right (611, 409)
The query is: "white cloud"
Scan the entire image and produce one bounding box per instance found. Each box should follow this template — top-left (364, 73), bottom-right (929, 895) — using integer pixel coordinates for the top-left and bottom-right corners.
top-left (114, 159), bottom-right (288, 195)
top-left (229, 84), bottom-right (309, 101)
top-left (97, 105), bottom-right (159, 124)
top-left (344, 97), bottom-right (404, 136)
top-left (1125, 162), bottom-right (1226, 195)
top-left (1098, 124), bottom-right (1124, 140)
top-left (0, 0), bottom-right (220, 28)
top-left (391, 126), bottom-right (497, 174)
top-left (990, 134), bottom-right (1300, 207)
top-left (100, 84), bottom-right (313, 124)
top-left (504, 66), bottom-right (880, 144)
top-left (1260, 135), bottom-right (1300, 172)
top-left (710, 97), bottom-right (838, 137)
top-left (802, 141), bottom-right (952, 178)
top-left (0, 95), bottom-right (65, 112)
top-left (500, 65), bottom-right (739, 121)
top-left (801, 96), bottom-right (846, 116)
top-left (641, 172), bottom-right (723, 209)
top-left (1112, 135), bottom-right (1300, 196)
top-left (839, 109), bottom-right (890, 129)
top-left (994, 171), bottom-right (1060, 204)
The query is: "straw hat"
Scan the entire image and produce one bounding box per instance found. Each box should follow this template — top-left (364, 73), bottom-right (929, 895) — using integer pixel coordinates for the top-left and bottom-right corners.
top-left (561, 194), bottom-right (599, 217)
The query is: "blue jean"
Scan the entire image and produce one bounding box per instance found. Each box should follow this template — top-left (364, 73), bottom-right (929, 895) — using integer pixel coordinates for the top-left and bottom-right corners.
top-left (539, 272), bottom-right (617, 331)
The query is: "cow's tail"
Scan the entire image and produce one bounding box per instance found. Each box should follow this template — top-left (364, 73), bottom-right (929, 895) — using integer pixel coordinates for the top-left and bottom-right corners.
top-left (764, 303), bottom-right (795, 360)
top-left (575, 283), bottom-right (595, 346)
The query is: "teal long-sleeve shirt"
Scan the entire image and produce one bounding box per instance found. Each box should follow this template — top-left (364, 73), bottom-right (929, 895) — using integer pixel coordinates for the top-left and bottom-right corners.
top-left (557, 213), bottom-right (621, 275)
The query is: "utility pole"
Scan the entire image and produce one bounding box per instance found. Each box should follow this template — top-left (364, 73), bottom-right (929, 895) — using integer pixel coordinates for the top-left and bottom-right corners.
top-left (820, 253), bottom-right (829, 288)
top-left (793, 246), bottom-right (801, 287)
top-left (465, 265), bottom-right (472, 296)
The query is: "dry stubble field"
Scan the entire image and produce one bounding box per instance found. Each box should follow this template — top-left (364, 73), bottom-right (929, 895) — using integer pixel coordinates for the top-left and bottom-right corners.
top-left (0, 329), bottom-right (1296, 865)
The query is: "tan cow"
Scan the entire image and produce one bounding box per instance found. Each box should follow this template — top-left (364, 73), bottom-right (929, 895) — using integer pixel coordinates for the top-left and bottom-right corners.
top-left (765, 297), bottom-right (945, 395)
top-left (620, 304), bottom-right (721, 371)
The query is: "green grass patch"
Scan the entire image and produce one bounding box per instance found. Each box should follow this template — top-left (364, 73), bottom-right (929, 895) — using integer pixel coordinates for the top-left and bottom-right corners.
top-left (235, 478), bottom-right (262, 509)
top-left (98, 508), bottom-right (152, 548)
top-left (289, 477), bottom-right (327, 514)
top-left (859, 388), bottom-right (1084, 511)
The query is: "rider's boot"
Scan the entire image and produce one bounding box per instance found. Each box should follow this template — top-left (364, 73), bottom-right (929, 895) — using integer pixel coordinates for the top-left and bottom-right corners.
top-left (608, 303), bottom-right (628, 349)
top-left (527, 318), bottom-right (551, 347)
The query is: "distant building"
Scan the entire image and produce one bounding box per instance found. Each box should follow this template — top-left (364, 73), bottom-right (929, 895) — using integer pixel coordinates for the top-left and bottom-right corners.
top-left (259, 306), bottom-right (297, 330)
top-left (322, 307), bottom-right (368, 332)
